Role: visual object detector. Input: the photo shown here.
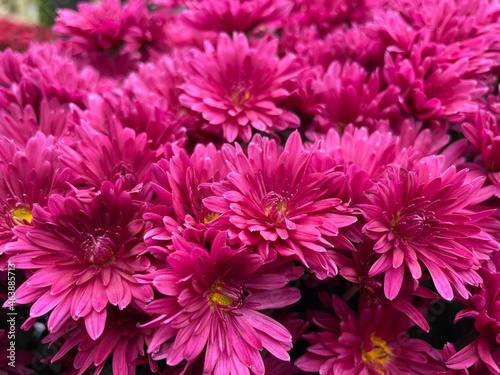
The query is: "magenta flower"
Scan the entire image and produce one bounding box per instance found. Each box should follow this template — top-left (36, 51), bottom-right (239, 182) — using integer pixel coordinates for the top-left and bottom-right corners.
top-left (203, 132), bottom-right (357, 279)
top-left (393, 0), bottom-right (500, 75)
top-left (295, 294), bottom-right (444, 374)
top-left (143, 142), bottom-right (228, 259)
top-left (5, 182), bottom-right (153, 340)
top-left (383, 33), bottom-right (488, 122)
top-left (179, 32), bottom-right (300, 142)
top-left (0, 133), bottom-right (71, 268)
top-left (312, 61), bottom-right (400, 132)
top-left (59, 116), bottom-right (157, 191)
top-left (462, 109), bottom-right (500, 196)
top-left (180, 0), bottom-right (294, 33)
top-left (447, 269), bottom-right (500, 374)
top-left (361, 157), bottom-right (499, 301)
top-left (53, 0), bottom-right (168, 59)
top-left (136, 229), bottom-right (302, 374)
top-left (42, 305), bottom-right (155, 375)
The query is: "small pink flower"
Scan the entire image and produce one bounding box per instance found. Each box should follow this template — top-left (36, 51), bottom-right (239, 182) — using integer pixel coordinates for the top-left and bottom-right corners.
top-left (43, 306), bottom-right (156, 375)
top-left (179, 33), bottom-right (300, 142)
top-left (180, 0), bottom-right (294, 33)
top-left (313, 61), bottom-right (400, 132)
top-left (143, 142), bottom-right (228, 259)
top-left (5, 182), bottom-right (153, 340)
top-left (383, 32), bottom-right (488, 122)
top-left (447, 269), bottom-right (500, 374)
top-left (361, 157), bottom-right (499, 301)
top-left (136, 229), bottom-right (302, 375)
top-left (295, 294), bottom-right (444, 374)
top-left (0, 133), bottom-right (72, 268)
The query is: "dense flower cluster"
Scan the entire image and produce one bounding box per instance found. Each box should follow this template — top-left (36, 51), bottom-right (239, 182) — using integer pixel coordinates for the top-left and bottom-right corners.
top-left (2, 0), bottom-right (500, 374)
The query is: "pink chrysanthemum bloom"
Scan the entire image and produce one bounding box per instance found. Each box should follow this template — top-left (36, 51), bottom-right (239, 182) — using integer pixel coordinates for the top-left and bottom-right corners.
top-left (360, 157), bottom-right (499, 301)
top-left (0, 98), bottom-right (77, 149)
top-left (462, 110), bottom-right (500, 195)
top-left (59, 115), bottom-right (157, 191)
top-left (0, 133), bottom-right (71, 269)
top-left (295, 294), bottom-right (444, 374)
top-left (446, 269), bottom-right (500, 374)
top-left (383, 32), bottom-right (488, 123)
top-left (290, 0), bottom-right (384, 35)
top-left (143, 142), bottom-right (227, 259)
top-left (4, 182), bottom-right (153, 340)
top-left (179, 32), bottom-right (300, 142)
top-left (203, 132), bottom-right (357, 279)
top-left (21, 43), bottom-right (106, 110)
top-left (313, 61), bottom-right (400, 133)
top-left (136, 229), bottom-right (302, 375)
top-left (84, 91), bottom-right (187, 153)
top-left (312, 125), bottom-right (400, 181)
top-left (53, 0), bottom-right (168, 59)
top-left (180, 0), bottom-right (293, 33)
top-left (42, 305), bottom-right (156, 375)
top-left (393, 0), bottom-right (500, 75)
top-left (338, 237), bottom-right (438, 333)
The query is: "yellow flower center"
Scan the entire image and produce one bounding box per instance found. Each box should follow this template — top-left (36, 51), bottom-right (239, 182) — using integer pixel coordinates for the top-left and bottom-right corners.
top-left (11, 207), bottom-right (32, 225)
top-left (230, 88), bottom-right (251, 107)
top-left (361, 333), bottom-right (393, 374)
top-left (262, 192), bottom-right (288, 224)
top-left (203, 212), bottom-right (220, 224)
top-left (207, 280), bottom-right (245, 311)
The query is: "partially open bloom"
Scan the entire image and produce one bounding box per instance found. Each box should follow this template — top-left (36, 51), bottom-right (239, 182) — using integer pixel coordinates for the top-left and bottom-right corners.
top-left (0, 133), bottom-right (71, 268)
top-left (137, 229), bottom-right (302, 375)
top-left (313, 61), bottom-right (400, 132)
top-left (53, 0), bottom-right (168, 64)
top-left (383, 33), bottom-right (487, 122)
top-left (295, 294), bottom-right (444, 374)
top-left (179, 32), bottom-right (300, 142)
top-left (143, 142), bottom-right (227, 258)
top-left (361, 157), bottom-right (499, 301)
top-left (43, 305), bottom-right (155, 375)
top-left (203, 132), bottom-right (357, 279)
top-left (180, 0), bottom-right (294, 33)
top-left (5, 182), bottom-right (153, 340)
top-left (447, 269), bottom-right (500, 374)
top-left (59, 116), bottom-right (157, 191)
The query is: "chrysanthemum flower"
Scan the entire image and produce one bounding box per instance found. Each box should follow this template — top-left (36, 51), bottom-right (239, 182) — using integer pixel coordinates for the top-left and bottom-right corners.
top-left (313, 61), bottom-right (400, 133)
top-left (180, 0), bottom-right (294, 33)
top-left (446, 269), bottom-right (500, 374)
top-left (59, 115), bottom-right (157, 191)
top-left (361, 157), bottom-right (499, 301)
top-left (53, 0), bottom-right (168, 59)
top-left (462, 110), bottom-right (500, 194)
top-left (143, 142), bottom-right (227, 259)
top-left (0, 98), bottom-right (77, 149)
top-left (393, 0), bottom-right (500, 75)
top-left (203, 132), bottom-right (357, 279)
top-left (42, 305), bottom-right (155, 375)
top-left (295, 294), bottom-right (444, 374)
top-left (383, 32), bottom-right (488, 122)
top-left (21, 43), bottom-right (106, 111)
top-left (179, 32), bottom-right (300, 142)
top-left (290, 0), bottom-right (384, 36)
top-left (0, 133), bottom-right (71, 268)
top-left (4, 182), bottom-right (153, 340)
top-left (136, 229), bottom-right (302, 375)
